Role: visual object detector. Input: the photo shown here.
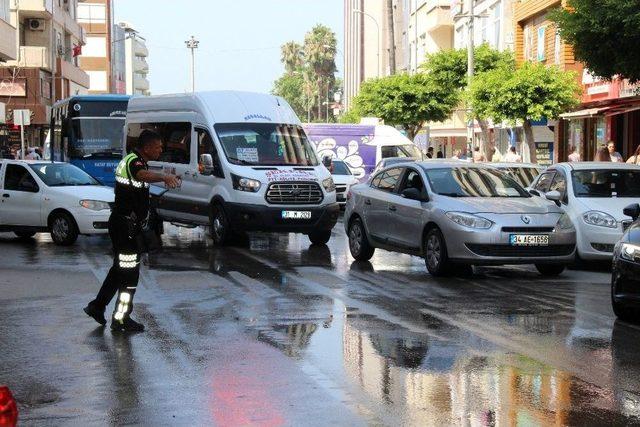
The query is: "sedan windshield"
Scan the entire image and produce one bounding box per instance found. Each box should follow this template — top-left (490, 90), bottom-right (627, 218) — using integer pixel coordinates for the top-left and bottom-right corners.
top-left (29, 163), bottom-right (99, 186)
top-left (331, 161), bottom-right (352, 175)
top-left (214, 123), bottom-right (319, 166)
top-left (501, 166), bottom-right (543, 187)
top-left (572, 169), bottom-right (640, 197)
top-left (70, 118), bottom-right (125, 159)
top-left (423, 167), bottom-right (530, 198)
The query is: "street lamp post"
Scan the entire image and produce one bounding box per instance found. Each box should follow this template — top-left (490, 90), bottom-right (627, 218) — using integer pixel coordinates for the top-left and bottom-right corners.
top-left (185, 36), bottom-right (199, 93)
top-left (353, 9), bottom-right (380, 78)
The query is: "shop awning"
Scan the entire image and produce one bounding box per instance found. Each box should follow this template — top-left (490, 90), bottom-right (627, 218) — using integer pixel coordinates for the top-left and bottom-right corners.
top-left (429, 128), bottom-right (467, 138)
top-left (560, 107), bottom-right (610, 119)
top-left (605, 105), bottom-right (640, 116)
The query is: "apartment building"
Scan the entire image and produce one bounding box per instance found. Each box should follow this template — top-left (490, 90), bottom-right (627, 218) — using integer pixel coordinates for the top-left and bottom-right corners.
top-left (77, 0), bottom-right (113, 93)
top-left (118, 21), bottom-right (149, 96)
top-left (0, 0), bottom-right (90, 147)
top-left (0, 0), bottom-right (17, 63)
top-left (407, 0), bottom-right (454, 72)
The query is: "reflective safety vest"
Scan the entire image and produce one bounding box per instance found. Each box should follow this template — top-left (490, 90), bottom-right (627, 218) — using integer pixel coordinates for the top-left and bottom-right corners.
top-left (115, 152), bottom-right (149, 189)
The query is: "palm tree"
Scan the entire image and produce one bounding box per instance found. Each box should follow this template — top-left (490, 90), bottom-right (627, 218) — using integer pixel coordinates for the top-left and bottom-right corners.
top-left (281, 41), bottom-right (303, 74)
top-left (304, 25), bottom-right (337, 121)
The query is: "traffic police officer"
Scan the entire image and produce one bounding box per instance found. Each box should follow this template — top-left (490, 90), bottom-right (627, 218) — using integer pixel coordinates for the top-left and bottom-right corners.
top-left (84, 129), bottom-right (179, 332)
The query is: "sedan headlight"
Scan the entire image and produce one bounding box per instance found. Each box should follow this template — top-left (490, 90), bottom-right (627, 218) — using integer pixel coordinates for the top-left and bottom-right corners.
top-left (583, 211), bottom-right (617, 228)
top-left (79, 200), bottom-right (111, 211)
top-left (620, 243), bottom-right (640, 261)
top-left (322, 177), bottom-right (336, 192)
top-left (231, 174), bottom-right (261, 192)
top-left (556, 213), bottom-right (574, 230)
top-left (445, 212), bottom-right (493, 229)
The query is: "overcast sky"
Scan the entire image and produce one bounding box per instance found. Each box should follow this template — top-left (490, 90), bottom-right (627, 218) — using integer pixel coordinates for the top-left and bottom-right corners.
top-left (114, 0), bottom-right (344, 95)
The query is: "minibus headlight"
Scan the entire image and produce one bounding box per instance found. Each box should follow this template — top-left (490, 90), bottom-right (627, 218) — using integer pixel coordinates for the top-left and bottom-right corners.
top-left (232, 174), bottom-right (261, 192)
top-left (322, 177), bottom-right (336, 193)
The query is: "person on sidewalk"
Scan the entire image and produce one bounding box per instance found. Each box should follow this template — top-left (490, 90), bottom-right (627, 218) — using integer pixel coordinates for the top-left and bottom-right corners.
top-left (608, 141), bottom-right (624, 162)
top-left (568, 145), bottom-right (581, 162)
top-left (84, 130), bottom-right (180, 332)
top-left (472, 146), bottom-right (486, 163)
top-left (627, 145), bottom-right (640, 165)
top-left (503, 146), bottom-right (522, 163)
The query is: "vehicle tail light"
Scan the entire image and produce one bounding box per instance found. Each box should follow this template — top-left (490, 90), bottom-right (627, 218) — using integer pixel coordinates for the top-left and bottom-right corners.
top-left (0, 386), bottom-right (18, 427)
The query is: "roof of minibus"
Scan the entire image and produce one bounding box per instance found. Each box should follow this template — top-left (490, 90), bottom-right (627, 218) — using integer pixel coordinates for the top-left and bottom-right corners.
top-left (126, 91), bottom-right (300, 125)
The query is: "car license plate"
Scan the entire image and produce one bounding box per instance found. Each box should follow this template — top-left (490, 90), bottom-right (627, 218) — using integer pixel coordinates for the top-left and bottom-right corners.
top-left (281, 211), bottom-right (312, 219)
top-left (510, 234), bottom-right (549, 246)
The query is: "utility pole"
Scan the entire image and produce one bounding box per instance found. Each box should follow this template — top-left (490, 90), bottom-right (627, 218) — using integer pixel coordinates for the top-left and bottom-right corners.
top-left (185, 36), bottom-right (199, 93)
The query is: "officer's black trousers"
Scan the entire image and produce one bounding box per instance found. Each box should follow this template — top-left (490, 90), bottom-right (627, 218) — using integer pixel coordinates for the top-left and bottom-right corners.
top-left (92, 214), bottom-right (141, 323)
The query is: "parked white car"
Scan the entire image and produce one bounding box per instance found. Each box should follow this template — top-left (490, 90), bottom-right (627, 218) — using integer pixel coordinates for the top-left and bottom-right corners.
top-left (330, 160), bottom-right (359, 207)
top-left (0, 160), bottom-right (114, 245)
top-left (529, 162), bottom-right (640, 260)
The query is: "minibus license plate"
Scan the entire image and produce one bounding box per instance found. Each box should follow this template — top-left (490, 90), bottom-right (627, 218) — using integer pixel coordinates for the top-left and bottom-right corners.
top-left (282, 211), bottom-right (312, 219)
top-left (510, 234), bottom-right (549, 246)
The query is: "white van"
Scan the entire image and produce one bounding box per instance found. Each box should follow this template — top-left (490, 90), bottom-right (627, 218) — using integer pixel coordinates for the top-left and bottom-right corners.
top-left (124, 91), bottom-right (340, 245)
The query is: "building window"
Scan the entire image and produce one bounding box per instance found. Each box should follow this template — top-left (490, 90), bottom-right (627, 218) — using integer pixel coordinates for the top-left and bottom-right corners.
top-left (77, 3), bottom-right (106, 24)
top-left (492, 1), bottom-right (501, 48)
top-left (0, 0), bottom-right (9, 23)
top-left (481, 16), bottom-right (488, 43)
top-left (524, 26), bottom-right (533, 61)
top-left (554, 30), bottom-right (561, 64)
top-left (41, 78), bottom-right (51, 99)
top-left (537, 25), bottom-right (546, 62)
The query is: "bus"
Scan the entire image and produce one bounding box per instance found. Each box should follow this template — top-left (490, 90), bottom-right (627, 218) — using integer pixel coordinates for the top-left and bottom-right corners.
top-left (49, 95), bottom-right (130, 186)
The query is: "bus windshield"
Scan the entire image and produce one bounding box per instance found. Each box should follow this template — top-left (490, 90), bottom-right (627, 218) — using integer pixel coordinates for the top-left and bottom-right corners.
top-left (69, 118), bottom-right (125, 158)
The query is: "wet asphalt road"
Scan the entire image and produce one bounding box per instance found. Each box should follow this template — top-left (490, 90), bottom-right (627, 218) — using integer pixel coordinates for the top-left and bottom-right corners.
top-left (1, 218), bottom-right (640, 426)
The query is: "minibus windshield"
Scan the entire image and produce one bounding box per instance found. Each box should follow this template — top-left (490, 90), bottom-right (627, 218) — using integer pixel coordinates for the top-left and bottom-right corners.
top-left (214, 123), bottom-right (319, 166)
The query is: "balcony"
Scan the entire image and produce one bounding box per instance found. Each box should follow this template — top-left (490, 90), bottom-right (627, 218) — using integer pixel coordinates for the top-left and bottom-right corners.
top-left (12, 0), bottom-right (53, 18)
top-left (7, 46), bottom-right (51, 70)
top-left (133, 57), bottom-right (148, 73)
top-left (0, 18), bottom-right (17, 61)
top-left (134, 40), bottom-right (148, 57)
top-left (133, 74), bottom-right (149, 91)
top-left (56, 57), bottom-right (90, 88)
top-left (425, 5), bottom-right (453, 34)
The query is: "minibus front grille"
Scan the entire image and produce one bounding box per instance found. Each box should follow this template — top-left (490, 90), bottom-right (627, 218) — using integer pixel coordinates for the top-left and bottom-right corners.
top-left (266, 182), bottom-right (324, 205)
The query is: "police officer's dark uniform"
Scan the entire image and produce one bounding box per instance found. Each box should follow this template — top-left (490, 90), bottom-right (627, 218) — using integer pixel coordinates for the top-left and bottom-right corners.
top-left (84, 149), bottom-right (150, 332)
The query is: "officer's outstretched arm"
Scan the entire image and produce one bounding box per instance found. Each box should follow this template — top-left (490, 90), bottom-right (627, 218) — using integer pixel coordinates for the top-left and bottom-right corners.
top-left (135, 170), bottom-right (181, 189)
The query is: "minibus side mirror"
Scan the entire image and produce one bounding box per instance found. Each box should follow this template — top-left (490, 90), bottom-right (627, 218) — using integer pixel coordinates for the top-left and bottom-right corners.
top-left (199, 154), bottom-right (214, 176)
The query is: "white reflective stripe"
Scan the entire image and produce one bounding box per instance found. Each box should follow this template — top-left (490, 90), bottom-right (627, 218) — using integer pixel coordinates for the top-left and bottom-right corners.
top-left (119, 292), bottom-right (131, 303)
top-left (114, 312), bottom-right (124, 321)
top-left (126, 286), bottom-right (136, 290)
top-left (119, 260), bottom-right (138, 269)
top-left (115, 175), bottom-right (149, 189)
top-left (119, 254), bottom-right (137, 262)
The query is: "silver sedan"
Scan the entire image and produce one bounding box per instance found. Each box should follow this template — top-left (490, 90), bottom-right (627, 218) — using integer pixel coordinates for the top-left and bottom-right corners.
top-left (344, 161), bottom-right (576, 276)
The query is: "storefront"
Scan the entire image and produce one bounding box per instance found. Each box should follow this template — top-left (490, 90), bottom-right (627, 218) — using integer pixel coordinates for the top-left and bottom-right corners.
top-left (559, 72), bottom-right (640, 162)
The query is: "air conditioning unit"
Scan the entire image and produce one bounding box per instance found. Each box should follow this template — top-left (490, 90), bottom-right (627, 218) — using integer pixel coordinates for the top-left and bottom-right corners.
top-left (28, 19), bottom-right (45, 31)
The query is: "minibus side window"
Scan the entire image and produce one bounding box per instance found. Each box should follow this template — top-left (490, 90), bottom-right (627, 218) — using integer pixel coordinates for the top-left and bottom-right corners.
top-left (196, 128), bottom-right (223, 178)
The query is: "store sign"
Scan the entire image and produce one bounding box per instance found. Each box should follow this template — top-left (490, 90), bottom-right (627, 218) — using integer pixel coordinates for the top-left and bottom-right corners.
top-left (587, 84), bottom-right (610, 95)
top-left (535, 141), bottom-right (553, 166)
top-left (0, 80), bottom-right (26, 97)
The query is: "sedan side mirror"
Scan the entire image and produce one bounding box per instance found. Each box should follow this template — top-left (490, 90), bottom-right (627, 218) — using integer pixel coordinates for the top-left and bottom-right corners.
top-left (545, 190), bottom-right (561, 201)
top-left (199, 154), bottom-right (214, 176)
top-left (401, 187), bottom-right (425, 201)
top-left (623, 203), bottom-right (640, 221)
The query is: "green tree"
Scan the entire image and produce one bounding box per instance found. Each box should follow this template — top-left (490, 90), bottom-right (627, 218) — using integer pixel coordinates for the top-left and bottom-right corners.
top-left (421, 44), bottom-right (515, 156)
top-left (280, 41), bottom-right (303, 74)
top-left (469, 62), bottom-right (581, 163)
top-left (351, 73), bottom-right (459, 140)
top-left (550, 0), bottom-right (640, 83)
top-left (272, 72), bottom-right (307, 119)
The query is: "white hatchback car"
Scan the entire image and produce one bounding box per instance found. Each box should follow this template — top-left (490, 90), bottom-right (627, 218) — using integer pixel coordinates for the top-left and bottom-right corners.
top-left (530, 162), bottom-right (640, 260)
top-left (0, 160), bottom-right (114, 245)
top-left (330, 160), bottom-right (360, 207)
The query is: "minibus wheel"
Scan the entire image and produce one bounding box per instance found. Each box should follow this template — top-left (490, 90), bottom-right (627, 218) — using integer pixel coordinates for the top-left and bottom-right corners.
top-left (210, 203), bottom-right (231, 246)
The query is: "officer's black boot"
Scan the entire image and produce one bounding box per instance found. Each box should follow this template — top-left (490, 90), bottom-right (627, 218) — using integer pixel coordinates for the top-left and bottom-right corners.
top-left (110, 289), bottom-right (144, 333)
top-left (84, 301), bottom-right (106, 326)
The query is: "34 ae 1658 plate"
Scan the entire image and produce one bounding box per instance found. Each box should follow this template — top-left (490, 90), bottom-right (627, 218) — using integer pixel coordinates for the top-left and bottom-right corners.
top-left (509, 234), bottom-right (549, 246)
top-left (281, 211), bottom-right (312, 219)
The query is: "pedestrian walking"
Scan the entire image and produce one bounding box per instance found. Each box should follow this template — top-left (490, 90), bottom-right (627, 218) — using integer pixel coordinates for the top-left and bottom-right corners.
top-left (436, 150), bottom-right (444, 159)
top-left (594, 146), bottom-right (611, 162)
top-left (84, 130), bottom-right (180, 332)
top-left (503, 146), bottom-right (522, 163)
top-left (608, 141), bottom-right (624, 162)
top-left (25, 147), bottom-right (41, 160)
top-left (567, 145), bottom-right (581, 162)
top-left (451, 149), bottom-right (461, 160)
top-left (426, 147), bottom-right (434, 159)
top-left (626, 145), bottom-right (640, 165)
top-left (490, 147), bottom-right (502, 162)
top-left (472, 147), bottom-right (486, 163)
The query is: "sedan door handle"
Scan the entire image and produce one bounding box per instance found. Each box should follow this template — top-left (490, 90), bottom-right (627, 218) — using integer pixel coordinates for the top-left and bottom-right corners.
top-left (389, 205), bottom-right (397, 211)
top-left (364, 199), bottom-right (371, 205)
top-left (2, 194), bottom-right (9, 198)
